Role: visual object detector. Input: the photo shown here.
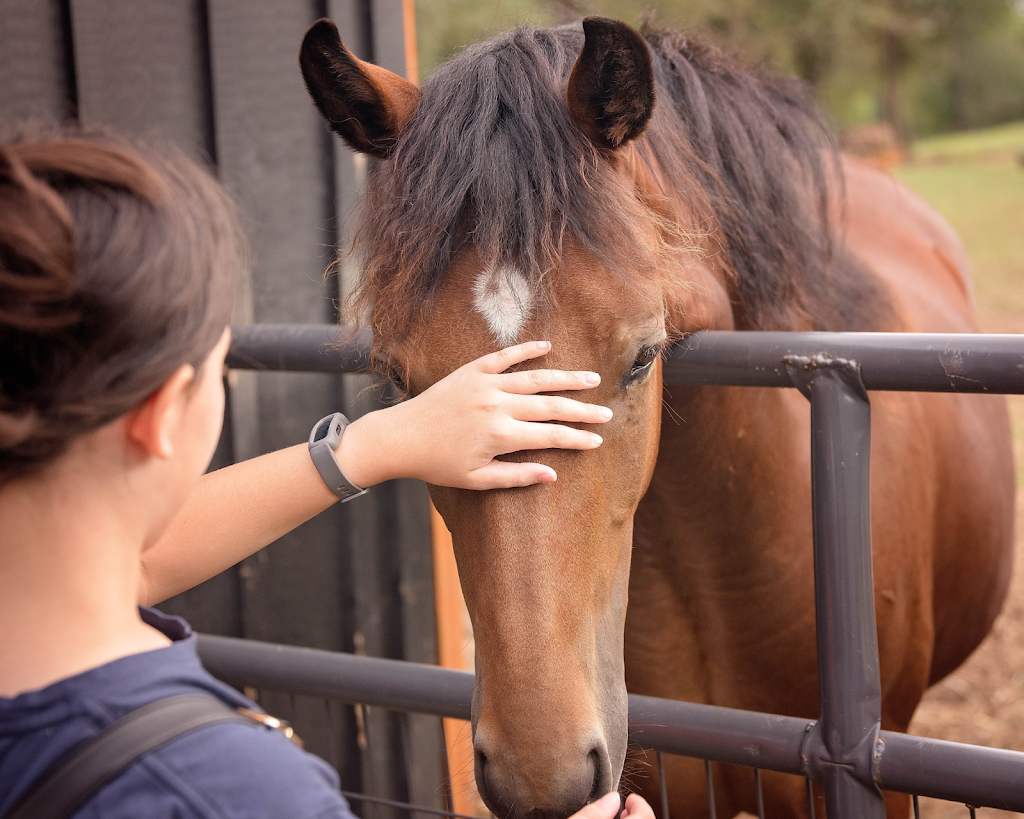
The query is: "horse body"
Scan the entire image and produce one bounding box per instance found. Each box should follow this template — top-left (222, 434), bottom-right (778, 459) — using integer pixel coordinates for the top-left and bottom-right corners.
top-left (299, 17), bottom-right (1014, 819)
top-left (628, 159), bottom-right (1014, 818)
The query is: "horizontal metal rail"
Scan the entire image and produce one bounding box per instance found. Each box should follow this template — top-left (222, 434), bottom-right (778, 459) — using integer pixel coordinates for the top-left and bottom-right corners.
top-left (221, 323), bottom-right (1024, 816)
top-left (197, 634), bottom-right (1024, 812)
top-left (665, 331), bottom-right (1024, 393)
top-left (227, 324), bottom-right (371, 373)
top-left (227, 324), bottom-right (1024, 394)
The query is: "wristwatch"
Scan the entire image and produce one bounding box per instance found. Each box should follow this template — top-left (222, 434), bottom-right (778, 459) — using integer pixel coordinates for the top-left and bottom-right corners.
top-left (308, 413), bottom-right (369, 502)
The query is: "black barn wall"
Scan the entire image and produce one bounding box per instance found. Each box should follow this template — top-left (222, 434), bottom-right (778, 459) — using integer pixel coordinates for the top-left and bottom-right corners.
top-left (0, 2), bottom-right (443, 816)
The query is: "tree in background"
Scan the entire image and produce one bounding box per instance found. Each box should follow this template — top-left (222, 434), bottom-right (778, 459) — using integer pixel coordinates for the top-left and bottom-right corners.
top-left (900, 0), bottom-right (1024, 134)
top-left (849, 0), bottom-right (1024, 141)
top-left (414, 0), bottom-right (1024, 139)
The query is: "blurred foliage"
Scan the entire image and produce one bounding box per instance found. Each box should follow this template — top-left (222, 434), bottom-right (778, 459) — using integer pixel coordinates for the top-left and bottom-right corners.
top-left (413, 0), bottom-right (1024, 138)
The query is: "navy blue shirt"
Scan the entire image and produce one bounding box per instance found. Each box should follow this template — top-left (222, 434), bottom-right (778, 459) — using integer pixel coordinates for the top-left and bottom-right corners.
top-left (0, 608), bottom-right (357, 819)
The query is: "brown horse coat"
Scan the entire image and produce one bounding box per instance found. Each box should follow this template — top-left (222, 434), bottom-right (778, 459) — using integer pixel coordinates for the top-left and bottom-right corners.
top-left (629, 156), bottom-right (1013, 817)
top-left (299, 16), bottom-right (1014, 819)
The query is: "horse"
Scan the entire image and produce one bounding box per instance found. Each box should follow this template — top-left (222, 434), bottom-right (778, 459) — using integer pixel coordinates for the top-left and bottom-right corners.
top-left (299, 17), bottom-right (1014, 819)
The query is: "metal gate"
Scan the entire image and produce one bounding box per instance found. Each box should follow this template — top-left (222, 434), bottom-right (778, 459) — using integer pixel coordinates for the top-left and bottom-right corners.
top-left (208, 323), bottom-right (1024, 819)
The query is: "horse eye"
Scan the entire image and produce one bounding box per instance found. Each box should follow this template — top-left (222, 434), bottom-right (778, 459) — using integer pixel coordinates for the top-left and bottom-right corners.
top-left (386, 364), bottom-right (409, 397)
top-left (624, 345), bottom-right (662, 387)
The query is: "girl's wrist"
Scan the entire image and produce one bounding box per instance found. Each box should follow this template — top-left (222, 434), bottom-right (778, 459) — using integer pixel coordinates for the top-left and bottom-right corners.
top-left (332, 407), bottom-right (399, 490)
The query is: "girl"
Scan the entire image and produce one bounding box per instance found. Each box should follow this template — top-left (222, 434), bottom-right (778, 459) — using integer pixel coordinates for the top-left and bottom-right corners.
top-left (0, 128), bottom-right (654, 819)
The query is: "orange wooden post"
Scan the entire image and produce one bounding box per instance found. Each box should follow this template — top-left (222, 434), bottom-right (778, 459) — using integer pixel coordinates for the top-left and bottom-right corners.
top-left (402, 0), bottom-right (419, 86)
top-left (431, 505), bottom-right (489, 817)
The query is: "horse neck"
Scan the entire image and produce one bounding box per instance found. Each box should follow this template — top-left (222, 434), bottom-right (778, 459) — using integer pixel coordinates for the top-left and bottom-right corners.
top-left (632, 128), bottom-right (809, 566)
top-left (651, 362), bottom-right (811, 565)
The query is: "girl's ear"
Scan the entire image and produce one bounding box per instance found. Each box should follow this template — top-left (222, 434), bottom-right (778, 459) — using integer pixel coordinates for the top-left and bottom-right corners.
top-left (566, 17), bottom-right (655, 151)
top-left (127, 364), bottom-right (195, 460)
top-left (299, 18), bottom-right (421, 158)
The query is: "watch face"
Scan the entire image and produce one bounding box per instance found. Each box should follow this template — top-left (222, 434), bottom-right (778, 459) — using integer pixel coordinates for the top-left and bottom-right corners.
top-left (313, 417), bottom-right (333, 443)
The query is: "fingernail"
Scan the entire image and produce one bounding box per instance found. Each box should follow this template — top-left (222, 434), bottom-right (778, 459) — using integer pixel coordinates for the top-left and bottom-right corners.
top-left (598, 406), bottom-right (613, 420)
top-left (598, 793), bottom-right (620, 810)
top-left (535, 341), bottom-right (551, 351)
top-left (590, 433), bottom-right (603, 446)
top-left (538, 469), bottom-right (557, 483)
top-left (583, 372), bottom-right (600, 385)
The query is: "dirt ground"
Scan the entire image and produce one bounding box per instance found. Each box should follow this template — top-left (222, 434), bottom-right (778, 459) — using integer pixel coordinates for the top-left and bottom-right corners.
top-left (907, 323), bottom-right (1024, 819)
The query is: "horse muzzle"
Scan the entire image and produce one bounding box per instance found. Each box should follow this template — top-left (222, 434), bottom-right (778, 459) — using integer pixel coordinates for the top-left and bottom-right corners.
top-left (473, 725), bottom-right (615, 819)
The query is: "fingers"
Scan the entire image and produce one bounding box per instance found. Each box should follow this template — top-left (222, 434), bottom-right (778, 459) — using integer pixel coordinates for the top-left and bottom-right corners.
top-left (511, 395), bottom-right (612, 424)
top-left (466, 417), bottom-right (604, 488)
top-left (569, 792), bottom-right (622, 819)
top-left (469, 461), bottom-right (557, 490)
top-left (622, 794), bottom-right (655, 819)
top-left (498, 367), bottom-right (602, 394)
top-left (508, 421), bottom-right (603, 452)
top-left (475, 340), bottom-right (552, 374)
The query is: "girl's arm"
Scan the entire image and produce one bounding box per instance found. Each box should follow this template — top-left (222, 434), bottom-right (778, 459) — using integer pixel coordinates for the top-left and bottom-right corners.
top-left (139, 341), bottom-right (611, 605)
top-left (138, 443), bottom-right (337, 606)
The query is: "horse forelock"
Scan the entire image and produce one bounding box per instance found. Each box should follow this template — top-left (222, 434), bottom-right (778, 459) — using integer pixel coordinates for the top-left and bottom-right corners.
top-left (347, 23), bottom-right (675, 363)
top-left (346, 20), bottom-right (890, 366)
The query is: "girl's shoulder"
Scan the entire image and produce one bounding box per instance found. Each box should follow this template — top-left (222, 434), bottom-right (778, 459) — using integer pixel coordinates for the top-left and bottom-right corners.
top-left (82, 715), bottom-right (354, 819)
top-left (0, 609), bottom-right (354, 819)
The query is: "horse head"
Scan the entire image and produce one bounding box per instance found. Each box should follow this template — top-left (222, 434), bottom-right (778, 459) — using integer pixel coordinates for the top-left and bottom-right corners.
top-left (301, 17), bottom-right (703, 818)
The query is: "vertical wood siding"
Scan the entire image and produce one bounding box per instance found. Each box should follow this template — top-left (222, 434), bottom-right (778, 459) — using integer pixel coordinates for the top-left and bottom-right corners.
top-left (0, 2), bottom-right (443, 815)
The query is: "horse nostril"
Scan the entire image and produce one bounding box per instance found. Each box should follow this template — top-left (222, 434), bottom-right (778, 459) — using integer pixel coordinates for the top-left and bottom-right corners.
top-left (588, 747), bottom-right (610, 804)
top-left (474, 748), bottom-right (489, 794)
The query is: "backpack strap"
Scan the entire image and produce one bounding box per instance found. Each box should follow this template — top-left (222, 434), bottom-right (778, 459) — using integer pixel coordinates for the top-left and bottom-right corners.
top-left (3, 694), bottom-right (252, 819)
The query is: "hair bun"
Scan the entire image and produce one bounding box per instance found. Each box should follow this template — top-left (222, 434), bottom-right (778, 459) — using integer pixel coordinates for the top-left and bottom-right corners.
top-left (0, 126), bottom-right (241, 483)
top-left (0, 144), bottom-right (79, 332)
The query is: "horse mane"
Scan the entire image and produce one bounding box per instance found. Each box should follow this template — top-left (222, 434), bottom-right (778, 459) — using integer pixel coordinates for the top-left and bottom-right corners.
top-left (640, 27), bottom-right (889, 330)
top-left (347, 21), bottom-right (889, 353)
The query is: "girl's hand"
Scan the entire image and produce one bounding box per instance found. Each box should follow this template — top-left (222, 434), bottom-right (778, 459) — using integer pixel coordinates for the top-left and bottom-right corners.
top-left (569, 792), bottom-right (654, 819)
top-left (621, 794), bottom-right (655, 819)
top-left (335, 341), bottom-right (612, 490)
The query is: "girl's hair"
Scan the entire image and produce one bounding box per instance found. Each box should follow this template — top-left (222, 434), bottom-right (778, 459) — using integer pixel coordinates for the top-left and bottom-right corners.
top-left (0, 125), bottom-right (243, 481)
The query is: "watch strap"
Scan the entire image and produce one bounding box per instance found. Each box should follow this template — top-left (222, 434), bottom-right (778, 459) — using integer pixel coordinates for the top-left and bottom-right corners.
top-left (308, 413), bottom-right (369, 502)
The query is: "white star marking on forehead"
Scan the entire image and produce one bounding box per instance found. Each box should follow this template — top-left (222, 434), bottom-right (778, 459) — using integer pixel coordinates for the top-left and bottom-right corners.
top-left (472, 264), bottom-right (533, 347)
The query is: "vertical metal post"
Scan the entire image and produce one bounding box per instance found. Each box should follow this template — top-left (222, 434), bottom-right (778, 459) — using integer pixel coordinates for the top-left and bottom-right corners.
top-left (808, 366), bottom-right (886, 819)
top-left (704, 760), bottom-right (717, 819)
top-left (656, 752), bottom-right (670, 819)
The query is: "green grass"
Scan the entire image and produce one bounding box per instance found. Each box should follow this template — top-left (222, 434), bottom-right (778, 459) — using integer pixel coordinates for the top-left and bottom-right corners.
top-left (894, 121), bottom-right (1024, 328)
top-left (912, 120), bottom-right (1024, 162)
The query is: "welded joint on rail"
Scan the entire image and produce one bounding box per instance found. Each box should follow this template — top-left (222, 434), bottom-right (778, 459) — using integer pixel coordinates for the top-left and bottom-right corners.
top-left (798, 718), bottom-right (885, 793)
top-left (871, 736), bottom-right (885, 784)
top-left (783, 353), bottom-right (867, 402)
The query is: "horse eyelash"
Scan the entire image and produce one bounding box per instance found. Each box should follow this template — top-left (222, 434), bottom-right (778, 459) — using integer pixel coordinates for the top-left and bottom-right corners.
top-left (633, 343), bottom-right (666, 370)
top-left (645, 342), bottom-right (668, 361)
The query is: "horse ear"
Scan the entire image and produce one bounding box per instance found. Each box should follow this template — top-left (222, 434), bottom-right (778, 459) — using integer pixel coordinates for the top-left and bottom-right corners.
top-left (566, 17), bottom-right (655, 150)
top-left (299, 18), bottom-right (421, 158)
